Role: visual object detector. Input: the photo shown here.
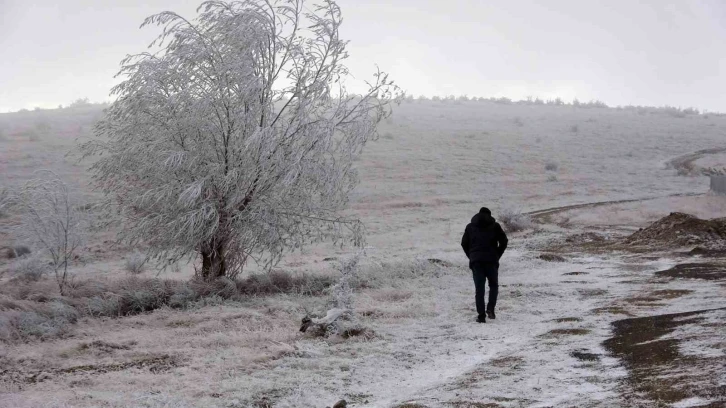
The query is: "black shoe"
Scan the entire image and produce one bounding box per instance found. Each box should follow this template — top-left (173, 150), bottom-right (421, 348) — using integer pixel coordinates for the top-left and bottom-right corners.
top-left (486, 310), bottom-right (496, 320)
top-left (476, 315), bottom-right (486, 323)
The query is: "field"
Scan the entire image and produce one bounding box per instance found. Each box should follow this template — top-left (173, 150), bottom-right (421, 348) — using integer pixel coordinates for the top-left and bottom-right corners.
top-left (1, 100), bottom-right (725, 407)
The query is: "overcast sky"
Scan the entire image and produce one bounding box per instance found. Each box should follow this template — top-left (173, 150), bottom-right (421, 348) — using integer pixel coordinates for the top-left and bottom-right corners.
top-left (1, 0), bottom-right (725, 112)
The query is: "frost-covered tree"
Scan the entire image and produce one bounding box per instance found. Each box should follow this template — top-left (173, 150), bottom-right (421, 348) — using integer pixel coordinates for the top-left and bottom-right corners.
top-left (83, 0), bottom-right (401, 280)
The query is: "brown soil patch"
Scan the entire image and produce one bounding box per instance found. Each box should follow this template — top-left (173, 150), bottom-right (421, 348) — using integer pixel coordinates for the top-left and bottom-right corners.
top-left (554, 317), bottom-right (582, 323)
top-left (447, 403), bottom-right (503, 408)
top-left (623, 296), bottom-right (662, 304)
top-left (591, 306), bottom-right (633, 316)
top-left (623, 212), bottom-right (726, 250)
top-left (453, 356), bottom-right (525, 389)
top-left (539, 253), bottom-right (566, 262)
top-left (603, 308), bottom-right (726, 406)
top-left (578, 288), bottom-right (608, 298)
top-left (686, 247), bottom-right (726, 257)
top-left (650, 289), bottom-right (693, 299)
top-left (488, 356), bottom-right (525, 368)
top-left (571, 350), bottom-right (600, 362)
top-left (540, 328), bottom-right (590, 338)
top-left (655, 263), bottom-right (726, 281)
top-left (565, 232), bottom-right (606, 244)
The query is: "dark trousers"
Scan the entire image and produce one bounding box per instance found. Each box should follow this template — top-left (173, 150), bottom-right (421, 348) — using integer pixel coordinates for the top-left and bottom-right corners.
top-left (471, 262), bottom-right (499, 317)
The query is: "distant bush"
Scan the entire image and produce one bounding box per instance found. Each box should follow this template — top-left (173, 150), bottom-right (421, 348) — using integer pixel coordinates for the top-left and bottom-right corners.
top-left (513, 117), bottom-right (524, 127)
top-left (431, 95), bottom-right (442, 102)
top-left (124, 250), bottom-right (147, 275)
top-left (545, 161), bottom-right (559, 171)
top-left (3, 246), bottom-right (32, 259)
top-left (491, 97), bottom-right (512, 105)
top-left (68, 98), bottom-right (91, 108)
top-left (498, 208), bottom-right (533, 232)
top-left (570, 124), bottom-right (579, 133)
top-left (547, 174), bottom-right (558, 182)
top-left (583, 100), bottom-right (608, 108)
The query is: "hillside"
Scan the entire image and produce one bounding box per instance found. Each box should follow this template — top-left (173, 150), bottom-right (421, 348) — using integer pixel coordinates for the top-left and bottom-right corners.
top-left (1, 100), bottom-right (725, 407)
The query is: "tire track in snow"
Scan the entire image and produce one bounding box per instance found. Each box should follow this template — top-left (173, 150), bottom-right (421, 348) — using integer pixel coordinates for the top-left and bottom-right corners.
top-left (665, 147), bottom-right (726, 176)
top-left (526, 193), bottom-right (701, 223)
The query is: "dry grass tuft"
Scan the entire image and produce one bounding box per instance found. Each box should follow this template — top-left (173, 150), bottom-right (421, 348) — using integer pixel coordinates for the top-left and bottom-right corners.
top-left (124, 250), bottom-right (147, 275)
top-left (9, 255), bottom-right (48, 282)
top-left (237, 270), bottom-right (335, 296)
top-left (0, 268), bottom-right (341, 343)
top-left (498, 208), bottom-right (533, 232)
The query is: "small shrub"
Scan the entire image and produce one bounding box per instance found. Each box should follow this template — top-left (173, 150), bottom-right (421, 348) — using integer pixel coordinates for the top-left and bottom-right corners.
top-left (86, 296), bottom-right (121, 317)
top-left (498, 208), bottom-right (533, 232)
top-left (10, 255), bottom-right (47, 282)
top-left (47, 300), bottom-right (80, 323)
top-left (2, 300), bottom-right (78, 341)
top-left (168, 285), bottom-right (199, 309)
top-left (570, 124), bottom-right (579, 133)
top-left (513, 117), bottom-right (524, 127)
top-left (125, 250), bottom-right (147, 275)
top-left (544, 161), bottom-right (559, 171)
top-left (547, 174), bottom-right (558, 182)
top-left (332, 255), bottom-right (359, 310)
top-left (4, 245), bottom-right (32, 259)
top-left (124, 290), bottom-right (161, 313)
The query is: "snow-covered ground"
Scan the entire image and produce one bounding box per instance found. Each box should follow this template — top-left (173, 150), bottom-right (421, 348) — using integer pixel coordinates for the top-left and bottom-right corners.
top-left (1, 101), bottom-right (725, 407)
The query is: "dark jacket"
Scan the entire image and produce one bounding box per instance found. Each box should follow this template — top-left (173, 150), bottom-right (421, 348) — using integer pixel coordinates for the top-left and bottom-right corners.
top-left (461, 213), bottom-right (508, 264)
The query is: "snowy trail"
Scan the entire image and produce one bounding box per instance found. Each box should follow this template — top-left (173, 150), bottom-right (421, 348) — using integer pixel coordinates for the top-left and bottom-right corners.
top-left (350, 252), bottom-right (651, 408)
top-left (357, 251), bottom-right (724, 407)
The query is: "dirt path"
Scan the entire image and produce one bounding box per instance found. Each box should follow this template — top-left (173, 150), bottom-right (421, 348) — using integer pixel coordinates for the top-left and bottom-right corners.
top-left (666, 147), bottom-right (726, 176)
top-left (526, 193), bottom-right (700, 223)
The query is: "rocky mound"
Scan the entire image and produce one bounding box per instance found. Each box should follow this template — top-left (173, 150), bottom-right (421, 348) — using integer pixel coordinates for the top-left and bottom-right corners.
top-left (624, 212), bottom-right (726, 249)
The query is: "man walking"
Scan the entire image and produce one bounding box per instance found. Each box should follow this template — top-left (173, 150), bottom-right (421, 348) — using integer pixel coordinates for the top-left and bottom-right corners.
top-left (461, 207), bottom-right (508, 323)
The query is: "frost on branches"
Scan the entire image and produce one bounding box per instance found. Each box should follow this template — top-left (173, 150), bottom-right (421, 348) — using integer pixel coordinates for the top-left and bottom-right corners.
top-left (82, 0), bottom-right (402, 280)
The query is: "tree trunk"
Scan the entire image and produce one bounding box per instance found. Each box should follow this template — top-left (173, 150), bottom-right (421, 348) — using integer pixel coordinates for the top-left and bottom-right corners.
top-left (201, 239), bottom-right (226, 280)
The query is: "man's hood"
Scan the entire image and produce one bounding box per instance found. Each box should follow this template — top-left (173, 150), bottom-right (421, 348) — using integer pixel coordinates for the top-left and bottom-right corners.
top-left (471, 212), bottom-right (496, 227)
